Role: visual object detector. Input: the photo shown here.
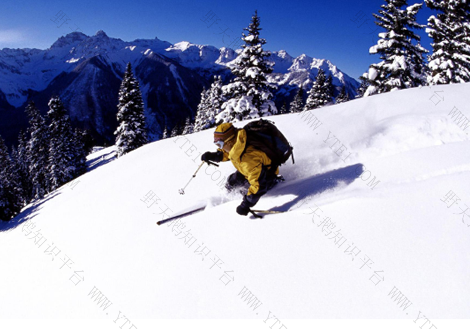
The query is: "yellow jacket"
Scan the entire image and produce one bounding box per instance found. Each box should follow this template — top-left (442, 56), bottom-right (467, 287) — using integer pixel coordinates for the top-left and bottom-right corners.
top-left (220, 129), bottom-right (278, 196)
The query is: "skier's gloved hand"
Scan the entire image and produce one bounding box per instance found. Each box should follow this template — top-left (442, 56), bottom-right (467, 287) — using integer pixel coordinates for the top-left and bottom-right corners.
top-left (201, 151), bottom-right (223, 163)
top-left (236, 203), bottom-right (250, 216)
top-left (236, 196), bottom-right (254, 216)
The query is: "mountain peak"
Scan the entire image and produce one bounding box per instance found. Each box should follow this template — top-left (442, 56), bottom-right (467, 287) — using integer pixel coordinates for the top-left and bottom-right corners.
top-left (297, 53), bottom-right (311, 60)
top-left (95, 30), bottom-right (109, 38)
top-left (276, 50), bottom-right (293, 60)
top-left (171, 41), bottom-right (193, 51)
top-left (50, 32), bottom-right (88, 49)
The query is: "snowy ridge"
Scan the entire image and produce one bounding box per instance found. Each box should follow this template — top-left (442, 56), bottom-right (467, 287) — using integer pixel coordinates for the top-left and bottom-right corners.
top-left (0, 31), bottom-right (360, 148)
top-left (1, 83), bottom-right (469, 325)
top-left (0, 31), bottom-right (359, 108)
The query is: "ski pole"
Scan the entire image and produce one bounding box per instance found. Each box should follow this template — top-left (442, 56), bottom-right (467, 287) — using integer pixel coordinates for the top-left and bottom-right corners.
top-left (249, 210), bottom-right (263, 218)
top-left (178, 161), bottom-right (204, 195)
top-left (205, 160), bottom-right (219, 167)
top-left (178, 161), bottom-right (219, 195)
top-left (251, 210), bottom-right (284, 214)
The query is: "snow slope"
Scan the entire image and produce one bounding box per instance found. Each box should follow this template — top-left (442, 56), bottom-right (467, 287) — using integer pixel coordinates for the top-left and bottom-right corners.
top-left (1, 84), bottom-right (470, 329)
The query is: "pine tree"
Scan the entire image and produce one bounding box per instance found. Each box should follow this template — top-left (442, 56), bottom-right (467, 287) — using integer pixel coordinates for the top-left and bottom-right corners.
top-left (336, 86), bottom-right (350, 104)
top-left (363, 0), bottom-right (428, 96)
top-left (115, 62), bottom-right (148, 157)
top-left (217, 11), bottom-right (277, 122)
top-left (425, 0), bottom-right (470, 84)
top-left (14, 130), bottom-right (33, 203)
top-left (194, 87), bottom-right (209, 132)
top-left (357, 76), bottom-right (370, 98)
top-left (162, 126), bottom-right (169, 139)
top-left (194, 76), bottom-right (226, 131)
top-left (26, 101), bottom-right (50, 199)
top-left (208, 76), bottom-right (226, 126)
top-left (80, 129), bottom-right (95, 155)
top-left (289, 86), bottom-right (305, 113)
top-left (0, 136), bottom-right (23, 221)
top-left (73, 128), bottom-right (87, 177)
top-left (48, 96), bottom-right (77, 190)
top-left (304, 69), bottom-right (333, 110)
top-left (10, 146), bottom-right (27, 207)
top-left (279, 102), bottom-right (288, 115)
top-left (170, 120), bottom-right (185, 138)
top-left (326, 75), bottom-right (335, 99)
top-left (182, 117), bottom-right (194, 135)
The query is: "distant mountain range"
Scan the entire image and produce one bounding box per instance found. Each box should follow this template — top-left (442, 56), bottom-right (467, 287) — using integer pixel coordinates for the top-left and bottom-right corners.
top-left (0, 30), bottom-right (360, 146)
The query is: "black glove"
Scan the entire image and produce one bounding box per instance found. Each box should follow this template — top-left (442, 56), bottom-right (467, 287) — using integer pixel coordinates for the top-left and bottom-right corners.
top-left (201, 151), bottom-right (223, 163)
top-left (236, 196), bottom-right (254, 216)
top-left (236, 203), bottom-right (250, 216)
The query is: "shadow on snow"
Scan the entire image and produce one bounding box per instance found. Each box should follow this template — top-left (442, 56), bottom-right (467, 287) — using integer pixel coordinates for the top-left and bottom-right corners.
top-left (86, 149), bottom-right (116, 172)
top-left (0, 149), bottom-right (116, 233)
top-left (267, 163), bottom-right (364, 213)
top-left (0, 190), bottom-right (62, 233)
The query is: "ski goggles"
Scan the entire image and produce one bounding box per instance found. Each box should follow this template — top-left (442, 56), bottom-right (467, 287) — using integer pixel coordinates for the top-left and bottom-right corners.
top-left (214, 139), bottom-right (224, 149)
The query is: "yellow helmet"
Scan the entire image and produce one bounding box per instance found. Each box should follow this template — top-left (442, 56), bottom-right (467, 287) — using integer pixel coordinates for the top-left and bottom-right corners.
top-left (214, 123), bottom-right (236, 143)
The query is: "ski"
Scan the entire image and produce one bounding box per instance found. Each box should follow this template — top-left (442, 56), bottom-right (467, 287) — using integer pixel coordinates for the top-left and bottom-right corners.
top-left (156, 206), bottom-right (206, 226)
top-left (157, 206), bottom-right (286, 225)
top-left (249, 209), bottom-right (285, 218)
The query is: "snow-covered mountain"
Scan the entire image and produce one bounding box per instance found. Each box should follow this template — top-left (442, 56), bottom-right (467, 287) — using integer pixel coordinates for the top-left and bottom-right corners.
top-left (0, 31), bottom-right (359, 146)
top-left (1, 83), bottom-right (469, 329)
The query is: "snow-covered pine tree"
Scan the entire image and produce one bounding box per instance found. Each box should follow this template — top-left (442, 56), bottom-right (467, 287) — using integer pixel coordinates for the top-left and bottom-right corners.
top-left (170, 127), bottom-right (178, 138)
top-left (0, 136), bottom-right (23, 221)
top-left (326, 75), bottom-right (336, 100)
top-left (289, 86), bottom-right (305, 113)
top-left (26, 101), bottom-right (50, 199)
top-left (47, 96), bottom-right (77, 190)
top-left (14, 130), bottom-right (33, 203)
top-left (279, 101), bottom-right (288, 114)
top-left (335, 86), bottom-right (350, 103)
top-left (357, 76), bottom-right (370, 98)
top-left (10, 146), bottom-right (28, 207)
top-left (194, 87), bottom-right (209, 132)
top-left (0, 136), bottom-right (14, 221)
top-left (182, 117), bottom-right (194, 135)
top-left (304, 69), bottom-right (333, 110)
top-left (170, 121), bottom-right (184, 138)
top-left (194, 76), bottom-right (226, 131)
top-left (217, 11), bottom-right (277, 123)
top-left (162, 126), bottom-right (169, 139)
top-left (207, 76), bottom-right (226, 125)
top-left (80, 129), bottom-right (94, 155)
top-left (425, 0), bottom-right (470, 84)
top-left (363, 0), bottom-right (428, 96)
top-left (115, 62), bottom-right (148, 157)
top-left (73, 128), bottom-right (87, 177)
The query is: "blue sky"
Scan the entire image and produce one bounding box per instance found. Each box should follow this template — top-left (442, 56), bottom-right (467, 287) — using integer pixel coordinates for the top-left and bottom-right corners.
top-left (0, 0), bottom-right (434, 79)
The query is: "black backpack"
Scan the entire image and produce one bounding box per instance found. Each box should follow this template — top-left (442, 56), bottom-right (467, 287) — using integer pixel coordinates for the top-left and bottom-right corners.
top-left (242, 119), bottom-right (294, 167)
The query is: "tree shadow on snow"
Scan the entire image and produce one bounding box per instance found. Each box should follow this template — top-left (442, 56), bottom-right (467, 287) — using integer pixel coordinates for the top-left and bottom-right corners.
top-left (0, 149), bottom-right (116, 233)
top-left (0, 190), bottom-right (61, 233)
top-left (266, 163), bottom-right (364, 213)
top-left (86, 150), bottom-right (116, 172)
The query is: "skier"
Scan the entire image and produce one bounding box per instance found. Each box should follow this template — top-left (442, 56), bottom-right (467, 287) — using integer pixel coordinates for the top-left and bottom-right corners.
top-left (201, 123), bottom-right (283, 216)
